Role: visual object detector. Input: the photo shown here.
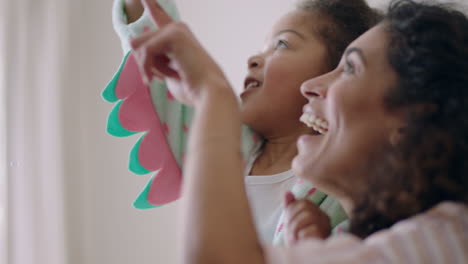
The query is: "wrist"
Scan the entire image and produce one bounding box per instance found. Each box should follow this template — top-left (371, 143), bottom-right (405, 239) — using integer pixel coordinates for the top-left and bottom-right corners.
top-left (197, 80), bottom-right (237, 107)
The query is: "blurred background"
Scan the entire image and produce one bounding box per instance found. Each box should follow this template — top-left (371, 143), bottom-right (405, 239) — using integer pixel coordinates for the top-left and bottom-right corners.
top-left (0, 0), bottom-right (464, 263)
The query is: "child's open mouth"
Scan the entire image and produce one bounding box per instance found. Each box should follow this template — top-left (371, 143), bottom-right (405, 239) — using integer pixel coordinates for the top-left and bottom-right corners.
top-left (244, 77), bottom-right (263, 91)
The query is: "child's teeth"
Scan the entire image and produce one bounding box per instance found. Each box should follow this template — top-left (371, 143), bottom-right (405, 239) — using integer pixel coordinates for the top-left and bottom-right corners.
top-left (247, 81), bottom-right (260, 89)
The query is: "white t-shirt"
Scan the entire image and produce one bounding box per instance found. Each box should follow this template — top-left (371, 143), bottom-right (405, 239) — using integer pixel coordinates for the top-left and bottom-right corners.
top-left (244, 151), bottom-right (297, 243)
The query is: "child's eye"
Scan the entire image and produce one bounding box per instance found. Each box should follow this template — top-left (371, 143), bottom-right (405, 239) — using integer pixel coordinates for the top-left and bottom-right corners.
top-left (275, 40), bottom-right (289, 50)
top-left (343, 60), bottom-right (355, 74)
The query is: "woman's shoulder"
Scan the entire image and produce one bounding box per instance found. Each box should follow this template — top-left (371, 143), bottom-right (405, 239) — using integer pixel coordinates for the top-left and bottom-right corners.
top-left (278, 202), bottom-right (467, 262)
top-left (369, 201), bottom-right (467, 239)
top-left (362, 201), bottom-right (468, 263)
top-left (424, 201), bottom-right (468, 220)
top-left (393, 201), bottom-right (467, 230)
top-left (264, 202), bottom-right (467, 264)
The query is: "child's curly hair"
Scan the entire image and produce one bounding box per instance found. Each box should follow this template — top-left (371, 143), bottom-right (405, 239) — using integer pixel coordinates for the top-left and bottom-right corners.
top-left (297, 0), bottom-right (383, 70)
top-left (350, 0), bottom-right (468, 238)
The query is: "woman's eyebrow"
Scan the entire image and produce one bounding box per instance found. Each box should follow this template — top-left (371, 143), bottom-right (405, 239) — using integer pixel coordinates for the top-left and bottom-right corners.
top-left (345, 47), bottom-right (367, 66)
top-left (275, 29), bottom-right (306, 40)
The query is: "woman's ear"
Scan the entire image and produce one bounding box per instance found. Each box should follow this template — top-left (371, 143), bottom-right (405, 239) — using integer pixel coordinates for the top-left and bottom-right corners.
top-left (388, 103), bottom-right (436, 146)
top-left (387, 113), bottom-right (407, 147)
top-left (389, 126), bottom-right (405, 146)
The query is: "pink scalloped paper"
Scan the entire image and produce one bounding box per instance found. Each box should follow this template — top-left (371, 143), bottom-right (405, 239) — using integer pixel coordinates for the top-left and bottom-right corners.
top-left (115, 53), bottom-right (182, 205)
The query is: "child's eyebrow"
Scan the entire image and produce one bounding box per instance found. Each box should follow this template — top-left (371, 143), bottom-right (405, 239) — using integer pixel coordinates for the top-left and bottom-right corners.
top-left (275, 29), bottom-right (305, 40)
top-left (345, 47), bottom-right (367, 66)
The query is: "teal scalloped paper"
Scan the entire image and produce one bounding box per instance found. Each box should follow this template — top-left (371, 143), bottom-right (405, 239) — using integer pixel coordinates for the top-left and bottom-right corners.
top-left (107, 100), bottom-right (137, 137)
top-left (129, 134), bottom-right (151, 175)
top-left (103, 51), bottom-right (137, 138)
top-left (102, 51), bottom-right (131, 103)
top-left (133, 175), bottom-right (160, 209)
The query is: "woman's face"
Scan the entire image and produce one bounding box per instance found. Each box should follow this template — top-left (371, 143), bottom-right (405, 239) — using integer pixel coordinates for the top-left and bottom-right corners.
top-left (240, 10), bottom-right (328, 137)
top-left (292, 24), bottom-right (403, 197)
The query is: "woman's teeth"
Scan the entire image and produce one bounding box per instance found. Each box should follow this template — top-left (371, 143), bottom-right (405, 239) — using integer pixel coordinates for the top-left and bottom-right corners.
top-left (300, 113), bottom-right (329, 135)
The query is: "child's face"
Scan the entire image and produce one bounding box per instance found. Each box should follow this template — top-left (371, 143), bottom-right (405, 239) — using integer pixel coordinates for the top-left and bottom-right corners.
top-left (240, 10), bottom-right (328, 137)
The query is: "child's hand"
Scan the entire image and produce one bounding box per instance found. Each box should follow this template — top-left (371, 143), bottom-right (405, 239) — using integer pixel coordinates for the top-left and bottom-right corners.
top-left (124, 0), bottom-right (144, 23)
top-left (131, 0), bottom-right (230, 106)
top-left (283, 191), bottom-right (331, 245)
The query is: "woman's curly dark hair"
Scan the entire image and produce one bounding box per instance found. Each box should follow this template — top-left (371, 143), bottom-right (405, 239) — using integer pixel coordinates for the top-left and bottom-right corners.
top-left (297, 0), bottom-right (383, 71)
top-left (350, 0), bottom-right (468, 238)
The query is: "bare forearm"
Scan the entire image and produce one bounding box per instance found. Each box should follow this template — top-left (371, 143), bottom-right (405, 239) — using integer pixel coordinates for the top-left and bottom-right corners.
top-left (182, 87), bottom-right (264, 264)
top-left (128, 2), bottom-right (263, 261)
top-left (124, 0), bottom-right (144, 23)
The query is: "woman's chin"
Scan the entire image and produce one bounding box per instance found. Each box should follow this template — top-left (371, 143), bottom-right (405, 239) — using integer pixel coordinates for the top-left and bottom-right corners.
top-left (292, 154), bottom-right (309, 179)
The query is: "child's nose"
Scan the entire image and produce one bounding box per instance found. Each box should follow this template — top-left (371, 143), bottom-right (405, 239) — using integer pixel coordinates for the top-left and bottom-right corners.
top-left (247, 55), bottom-right (263, 69)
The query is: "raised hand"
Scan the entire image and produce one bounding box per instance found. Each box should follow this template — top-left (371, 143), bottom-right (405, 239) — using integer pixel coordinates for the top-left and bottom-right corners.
top-left (124, 0), bottom-right (144, 23)
top-left (131, 0), bottom-right (230, 106)
top-left (283, 192), bottom-right (331, 245)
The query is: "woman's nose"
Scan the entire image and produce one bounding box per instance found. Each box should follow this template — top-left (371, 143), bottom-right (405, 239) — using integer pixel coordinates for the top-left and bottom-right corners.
top-left (247, 55), bottom-right (263, 69)
top-left (300, 74), bottom-right (329, 100)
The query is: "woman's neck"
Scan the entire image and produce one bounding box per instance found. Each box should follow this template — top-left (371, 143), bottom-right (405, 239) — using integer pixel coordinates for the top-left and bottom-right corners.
top-left (338, 197), bottom-right (355, 217)
top-left (319, 180), bottom-right (360, 217)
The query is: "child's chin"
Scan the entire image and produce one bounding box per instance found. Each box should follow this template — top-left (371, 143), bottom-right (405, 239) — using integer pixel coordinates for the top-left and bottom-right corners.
top-left (240, 111), bottom-right (260, 129)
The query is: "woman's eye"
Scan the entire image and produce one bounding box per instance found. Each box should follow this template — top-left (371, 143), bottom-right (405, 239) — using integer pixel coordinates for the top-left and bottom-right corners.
top-left (275, 40), bottom-right (288, 50)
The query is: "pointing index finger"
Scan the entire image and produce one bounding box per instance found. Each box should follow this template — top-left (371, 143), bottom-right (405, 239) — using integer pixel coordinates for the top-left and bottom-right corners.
top-left (142, 0), bottom-right (173, 27)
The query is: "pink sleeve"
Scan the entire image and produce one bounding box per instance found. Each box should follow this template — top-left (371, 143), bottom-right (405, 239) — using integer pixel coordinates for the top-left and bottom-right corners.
top-left (264, 235), bottom-right (385, 264)
top-left (263, 203), bottom-right (468, 264)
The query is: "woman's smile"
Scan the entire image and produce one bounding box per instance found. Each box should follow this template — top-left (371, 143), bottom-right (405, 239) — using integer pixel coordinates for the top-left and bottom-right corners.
top-left (299, 109), bottom-right (329, 135)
